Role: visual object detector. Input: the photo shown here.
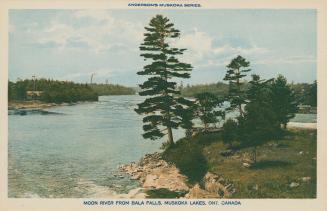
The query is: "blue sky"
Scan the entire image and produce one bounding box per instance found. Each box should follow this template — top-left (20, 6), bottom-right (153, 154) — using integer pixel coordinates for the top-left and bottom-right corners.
top-left (9, 9), bottom-right (316, 86)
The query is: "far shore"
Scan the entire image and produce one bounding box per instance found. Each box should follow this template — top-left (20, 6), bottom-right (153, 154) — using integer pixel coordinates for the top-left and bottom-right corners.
top-left (287, 122), bottom-right (317, 129)
top-left (8, 100), bottom-right (84, 110)
top-left (8, 101), bottom-right (58, 110)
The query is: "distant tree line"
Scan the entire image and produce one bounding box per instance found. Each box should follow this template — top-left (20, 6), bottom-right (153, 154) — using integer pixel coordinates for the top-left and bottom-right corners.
top-left (290, 81), bottom-right (317, 107)
top-left (8, 79), bottom-right (135, 104)
top-left (180, 80), bottom-right (316, 107)
top-left (180, 82), bottom-right (230, 98)
top-left (8, 79), bottom-right (98, 103)
top-left (91, 84), bottom-right (135, 95)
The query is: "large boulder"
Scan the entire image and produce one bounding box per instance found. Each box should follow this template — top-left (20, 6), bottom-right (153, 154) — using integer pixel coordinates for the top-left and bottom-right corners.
top-left (185, 172), bottom-right (235, 198)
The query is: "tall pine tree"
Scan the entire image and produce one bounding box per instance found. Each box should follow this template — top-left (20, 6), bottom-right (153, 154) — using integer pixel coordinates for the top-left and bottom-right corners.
top-left (135, 15), bottom-right (193, 146)
top-left (223, 55), bottom-right (251, 117)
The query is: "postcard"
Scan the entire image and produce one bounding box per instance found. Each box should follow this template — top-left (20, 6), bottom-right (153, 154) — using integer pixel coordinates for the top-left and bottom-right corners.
top-left (0, 0), bottom-right (326, 210)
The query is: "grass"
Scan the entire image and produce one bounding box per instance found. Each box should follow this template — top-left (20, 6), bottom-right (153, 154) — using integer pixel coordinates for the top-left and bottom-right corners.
top-left (146, 188), bottom-right (187, 198)
top-left (162, 129), bottom-right (317, 198)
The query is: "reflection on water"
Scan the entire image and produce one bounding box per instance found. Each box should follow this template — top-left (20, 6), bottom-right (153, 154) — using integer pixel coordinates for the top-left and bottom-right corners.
top-left (8, 95), bottom-right (316, 198)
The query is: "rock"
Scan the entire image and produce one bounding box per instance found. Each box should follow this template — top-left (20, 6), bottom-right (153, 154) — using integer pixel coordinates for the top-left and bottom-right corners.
top-left (289, 182), bottom-right (300, 188)
top-left (131, 174), bottom-right (141, 180)
top-left (220, 149), bottom-right (235, 157)
top-left (121, 154), bottom-right (235, 198)
top-left (121, 152), bottom-right (189, 192)
top-left (185, 173), bottom-right (235, 199)
top-left (302, 177), bottom-right (311, 182)
top-left (242, 162), bottom-right (251, 168)
top-left (299, 151), bottom-right (304, 155)
top-left (143, 174), bottom-right (159, 187)
top-left (218, 177), bottom-right (225, 183)
top-left (225, 183), bottom-right (232, 190)
top-left (185, 184), bottom-right (217, 199)
top-left (202, 172), bottom-right (233, 198)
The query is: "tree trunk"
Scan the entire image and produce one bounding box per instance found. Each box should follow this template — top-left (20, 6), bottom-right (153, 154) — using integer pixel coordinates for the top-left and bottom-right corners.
top-left (238, 104), bottom-right (244, 117)
top-left (167, 127), bottom-right (174, 146)
top-left (252, 147), bottom-right (257, 164)
top-left (283, 123), bottom-right (287, 129)
top-left (236, 69), bottom-right (244, 117)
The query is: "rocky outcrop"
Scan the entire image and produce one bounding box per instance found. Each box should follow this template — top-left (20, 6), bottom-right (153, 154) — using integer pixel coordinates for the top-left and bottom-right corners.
top-left (120, 153), bottom-right (236, 198)
top-left (185, 172), bottom-right (235, 198)
top-left (120, 152), bottom-right (189, 192)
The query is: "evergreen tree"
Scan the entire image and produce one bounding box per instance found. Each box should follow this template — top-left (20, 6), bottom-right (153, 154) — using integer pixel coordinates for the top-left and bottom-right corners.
top-left (222, 118), bottom-right (239, 148)
top-left (194, 92), bottom-right (225, 131)
top-left (238, 75), bottom-right (279, 163)
top-left (135, 15), bottom-right (193, 145)
top-left (223, 55), bottom-right (251, 117)
top-left (306, 80), bottom-right (317, 107)
top-left (271, 75), bottom-right (298, 129)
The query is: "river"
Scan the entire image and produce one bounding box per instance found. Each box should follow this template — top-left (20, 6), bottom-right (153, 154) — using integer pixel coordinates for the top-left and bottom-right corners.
top-left (8, 95), bottom-right (316, 198)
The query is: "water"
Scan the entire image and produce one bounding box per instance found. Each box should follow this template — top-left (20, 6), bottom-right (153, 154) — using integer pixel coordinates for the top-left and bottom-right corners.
top-left (289, 113), bottom-right (316, 123)
top-left (8, 95), bottom-right (316, 198)
top-left (8, 95), bottom-right (184, 198)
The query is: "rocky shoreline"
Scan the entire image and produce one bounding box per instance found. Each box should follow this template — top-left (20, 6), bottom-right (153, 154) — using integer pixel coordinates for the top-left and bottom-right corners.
top-left (119, 152), bottom-right (236, 198)
top-left (8, 101), bottom-right (59, 110)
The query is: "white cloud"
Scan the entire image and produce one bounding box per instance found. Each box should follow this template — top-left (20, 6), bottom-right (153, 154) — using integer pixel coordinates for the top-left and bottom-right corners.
top-left (254, 55), bottom-right (316, 65)
top-left (24, 10), bottom-right (144, 53)
top-left (173, 28), bottom-right (314, 70)
top-left (73, 10), bottom-right (115, 23)
top-left (174, 28), bottom-right (212, 54)
top-left (172, 28), bottom-right (269, 67)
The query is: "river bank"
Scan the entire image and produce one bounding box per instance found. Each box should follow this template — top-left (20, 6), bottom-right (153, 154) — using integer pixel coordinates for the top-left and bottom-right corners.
top-left (8, 101), bottom-right (60, 110)
top-left (7, 100), bottom-right (95, 110)
top-left (120, 128), bottom-right (316, 198)
top-left (119, 152), bottom-right (235, 198)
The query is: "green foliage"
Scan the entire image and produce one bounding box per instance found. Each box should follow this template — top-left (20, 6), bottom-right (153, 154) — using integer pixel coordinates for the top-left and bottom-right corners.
top-left (193, 92), bottom-right (225, 130)
top-left (146, 188), bottom-right (186, 198)
top-left (222, 118), bottom-right (239, 148)
top-left (305, 80), bottom-right (317, 107)
top-left (163, 129), bottom-right (316, 198)
top-left (290, 81), bottom-right (317, 106)
top-left (203, 129), bottom-right (316, 198)
top-left (135, 15), bottom-right (193, 143)
top-left (271, 75), bottom-right (298, 128)
top-left (223, 55), bottom-right (251, 116)
top-left (91, 84), bottom-right (135, 95)
top-left (162, 136), bottom-right (210, 184)
top-left (180, 82), bottom-right (230, 98)
top-left (8, 79), bottom-right (98, 103)
top-left (237, 75), bottom-right (280, 162)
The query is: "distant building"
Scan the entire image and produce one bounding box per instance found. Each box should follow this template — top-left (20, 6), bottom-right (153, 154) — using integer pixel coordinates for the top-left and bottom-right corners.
top-left (26, 91), bottom-right (43, 100)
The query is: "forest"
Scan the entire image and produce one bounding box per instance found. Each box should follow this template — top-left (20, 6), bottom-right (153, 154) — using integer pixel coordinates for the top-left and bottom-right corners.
top-left (8, 79), bottom-right (135, 103)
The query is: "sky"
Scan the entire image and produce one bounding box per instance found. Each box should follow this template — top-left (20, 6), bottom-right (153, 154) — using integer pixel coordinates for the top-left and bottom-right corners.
top-left (9, 9), bottom-right (316, 86)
